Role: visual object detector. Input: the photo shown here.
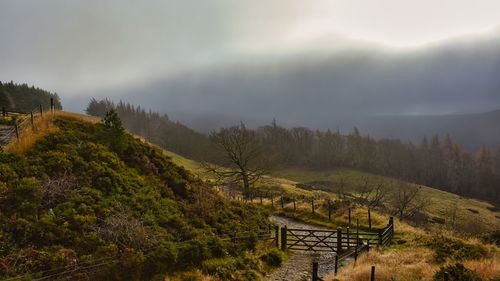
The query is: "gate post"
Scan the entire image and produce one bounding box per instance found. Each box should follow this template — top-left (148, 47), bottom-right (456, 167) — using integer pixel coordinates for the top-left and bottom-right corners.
top-left (312, 261), bottom-right (319, 281)
top-left (281, 226), bottom-right (287, 251)
top-left (378, 229), bottom-right (383, 246)
top-left (334, 255), bottom-right (339, 275)
top-left (336, 227), bottom-right (342, 253)
top-left (370, 266), bottom-right (376, 281)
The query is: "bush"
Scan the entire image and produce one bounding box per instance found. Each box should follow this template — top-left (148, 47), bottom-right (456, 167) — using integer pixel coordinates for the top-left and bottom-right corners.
top-left (425, 234), bottom-right (488, 263)
top-left (481, 230), bottom-right (500, 246)
top-left (433, 263), bottom-right (481, 281)
top-left (260, 249), bottom-right (284, 267)
top-left (201, 258), bottom-right (237, 279)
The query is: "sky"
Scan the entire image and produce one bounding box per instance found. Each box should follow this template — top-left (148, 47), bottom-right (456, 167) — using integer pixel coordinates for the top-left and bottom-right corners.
top-left (1, 0), bottom-right (500, 103)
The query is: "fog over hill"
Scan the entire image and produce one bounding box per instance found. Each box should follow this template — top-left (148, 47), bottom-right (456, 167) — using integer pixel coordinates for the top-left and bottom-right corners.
top-left (83, 33), bottom-right (500, 150)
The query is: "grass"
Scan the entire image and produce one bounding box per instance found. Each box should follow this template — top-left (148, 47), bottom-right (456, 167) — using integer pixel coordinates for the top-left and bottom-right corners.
top-left (326, 247), bottom-right (437, 281)
top-left (5, 110), bottom-right (498, 280)
top-left (272, 167), bottom-right (500, 233)
top-left (4, 111), bottom-right (100, 154)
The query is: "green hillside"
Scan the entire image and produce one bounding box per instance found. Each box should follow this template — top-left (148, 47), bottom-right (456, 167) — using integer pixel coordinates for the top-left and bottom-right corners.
top-left (163, 149), bottom-right (500, 233)
top-left (0, 113), bottom-right (272, 280)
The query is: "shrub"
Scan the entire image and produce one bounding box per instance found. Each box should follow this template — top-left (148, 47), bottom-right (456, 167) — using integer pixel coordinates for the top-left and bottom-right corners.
top-left (481, 230), bottom-right (500, 246)
top-left (425, 234), bottom-right (488, 263)
top-left (433, 263), bottom-right (481, 281)
top-left (201, 257), bottom-right (237, 279)
top-left (260, 249), bottom-right (284, 267)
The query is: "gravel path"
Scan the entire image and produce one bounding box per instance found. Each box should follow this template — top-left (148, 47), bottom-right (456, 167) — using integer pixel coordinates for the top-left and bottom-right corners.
top-left (264, 216), bottom-right (354, 281)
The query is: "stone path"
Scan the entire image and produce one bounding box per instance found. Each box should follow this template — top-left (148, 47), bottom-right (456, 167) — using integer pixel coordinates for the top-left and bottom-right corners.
top-left (264, 216), bottom-right (354, 281)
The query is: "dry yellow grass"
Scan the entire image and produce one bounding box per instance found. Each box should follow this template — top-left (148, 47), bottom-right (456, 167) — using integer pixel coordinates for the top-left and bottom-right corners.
top-left (326, 247), bottom-right (437, 281)
top-left (464, 256), bottom-right (500, 279)
top-left (4, 113), bottom-right (59, 154)
top-left (4, 111), bottom-right (99, 154)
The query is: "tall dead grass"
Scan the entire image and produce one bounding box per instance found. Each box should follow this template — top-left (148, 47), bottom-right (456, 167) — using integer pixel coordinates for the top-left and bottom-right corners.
top-left (464, 256), bottom-right (500, 279)
top-left (325, 247), bottom-right (437, 281)
top-left (3, 111), bottom-right (99, 154)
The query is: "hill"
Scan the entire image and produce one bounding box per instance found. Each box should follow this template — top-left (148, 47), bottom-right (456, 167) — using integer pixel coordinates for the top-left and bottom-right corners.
top-left (0, 112), bottom-right (274, 280)
top-left (0, 81), bottom-right (62, 112)
top-left (164, 150), bottom-right (500, 234)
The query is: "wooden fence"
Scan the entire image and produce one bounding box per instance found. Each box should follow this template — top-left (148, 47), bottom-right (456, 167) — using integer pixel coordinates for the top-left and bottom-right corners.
top-left (0, 99), bottom-right (55, 148)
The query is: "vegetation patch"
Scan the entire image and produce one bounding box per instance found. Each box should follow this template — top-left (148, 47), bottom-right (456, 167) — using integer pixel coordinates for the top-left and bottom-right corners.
top-left (433, 263), bottom-right (481, 281)
top-left (423, 234), bottom-right (488, 263)
top-left (0, 114), bottom-right (269, 280)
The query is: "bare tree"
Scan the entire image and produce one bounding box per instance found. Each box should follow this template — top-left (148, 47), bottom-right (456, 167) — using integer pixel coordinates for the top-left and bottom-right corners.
top-left (204, 122), bottom-right (269, 199)
top-left (391, 182), bottom-right (428, 221)
top-left (355, 179), bottom-right (388, 208)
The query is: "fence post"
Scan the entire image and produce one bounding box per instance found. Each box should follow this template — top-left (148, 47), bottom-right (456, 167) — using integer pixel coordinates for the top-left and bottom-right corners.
top-left (378, 229), bottom-right (383, 246)
top-left (337, 227), bottom-right (342, 253)
top-left (275, 226), bottom-right (279, 248)
top-left (312, 199), bottom-right (315, 214)
top-left (2, 107), bottom-right (5, 117)
top-left (389, 216), bottom-right (394, 227)
top-left (368, 208), bottom-right (372, 230)
top-left (30, 111), bottom-right (35, 130)
top-left (293, 197), bottom-right (296, 211)
top-left (332, 254), bottom-right (338, 275)
top-left (348, 207), bottom-right (352, 226)
top-left (39, 104), bottom-right (43, 117)
top-left (370, 265), bottom-right (375, 281)
top-left (354, 242), bottom-right (358, 262)
top-left (260, 193), bottom-right (263, 204)
top-left (328, 201), bottom-right (332, 221)
top-left (281, 226), bottom-right (287, 251)
top-left (347, 226), bottom-right (350, 249)
top-left (50, 98), bottom-right (54, 115)
top-left (14, 119), bottom-right (19, 141)
top-left (281, 196), bottom-right (284, 209)
top-left (444, 272), bottom-right (449, 281)
top-left (312, 261), bottom-right (319, 281)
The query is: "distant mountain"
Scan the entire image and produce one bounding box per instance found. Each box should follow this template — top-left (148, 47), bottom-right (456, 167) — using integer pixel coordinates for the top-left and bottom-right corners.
top-left (84, 31), bottom-right (500, 149)
top-left (330, 110), bottom-right (500, 151)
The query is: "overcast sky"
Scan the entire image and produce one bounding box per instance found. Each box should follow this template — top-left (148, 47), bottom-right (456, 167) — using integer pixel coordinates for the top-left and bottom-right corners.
top-left (1, 0), bottom-right (500, 103)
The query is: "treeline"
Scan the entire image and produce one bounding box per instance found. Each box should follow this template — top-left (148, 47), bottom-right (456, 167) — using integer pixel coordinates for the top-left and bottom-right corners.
top-left (87, 99), bottom-right (500, 204)
top-left (0, 81), bottom-right (62, 112)
top-left (86, 98), bottom-right (214, 160)
top-left (256, 122), bottom-right (500, 204)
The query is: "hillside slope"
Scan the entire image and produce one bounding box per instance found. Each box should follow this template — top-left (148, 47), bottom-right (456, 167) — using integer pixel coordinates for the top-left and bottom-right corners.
top-left (0, 113), bottom-right (269, 280)
top-left (164, 150), bottom-right (500, 233)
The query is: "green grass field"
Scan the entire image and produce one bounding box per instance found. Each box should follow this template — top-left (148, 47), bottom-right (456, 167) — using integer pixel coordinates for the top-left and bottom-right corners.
top-left (162, 149), bottom-right (499, 233)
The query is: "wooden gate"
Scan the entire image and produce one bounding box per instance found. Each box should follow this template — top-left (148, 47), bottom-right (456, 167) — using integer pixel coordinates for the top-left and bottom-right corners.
top-left (285, 227), bottom-right (340, 252)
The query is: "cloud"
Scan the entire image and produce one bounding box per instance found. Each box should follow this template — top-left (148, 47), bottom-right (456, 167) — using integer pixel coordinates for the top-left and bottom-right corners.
top-left (1, 0), bottom-right (499, 104)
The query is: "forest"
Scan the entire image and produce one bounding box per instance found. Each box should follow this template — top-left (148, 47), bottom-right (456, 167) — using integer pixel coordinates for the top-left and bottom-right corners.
top-left (0, 81), bottom-right (62, 112)
top-left (87, 99), bottom-right (500, 205)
